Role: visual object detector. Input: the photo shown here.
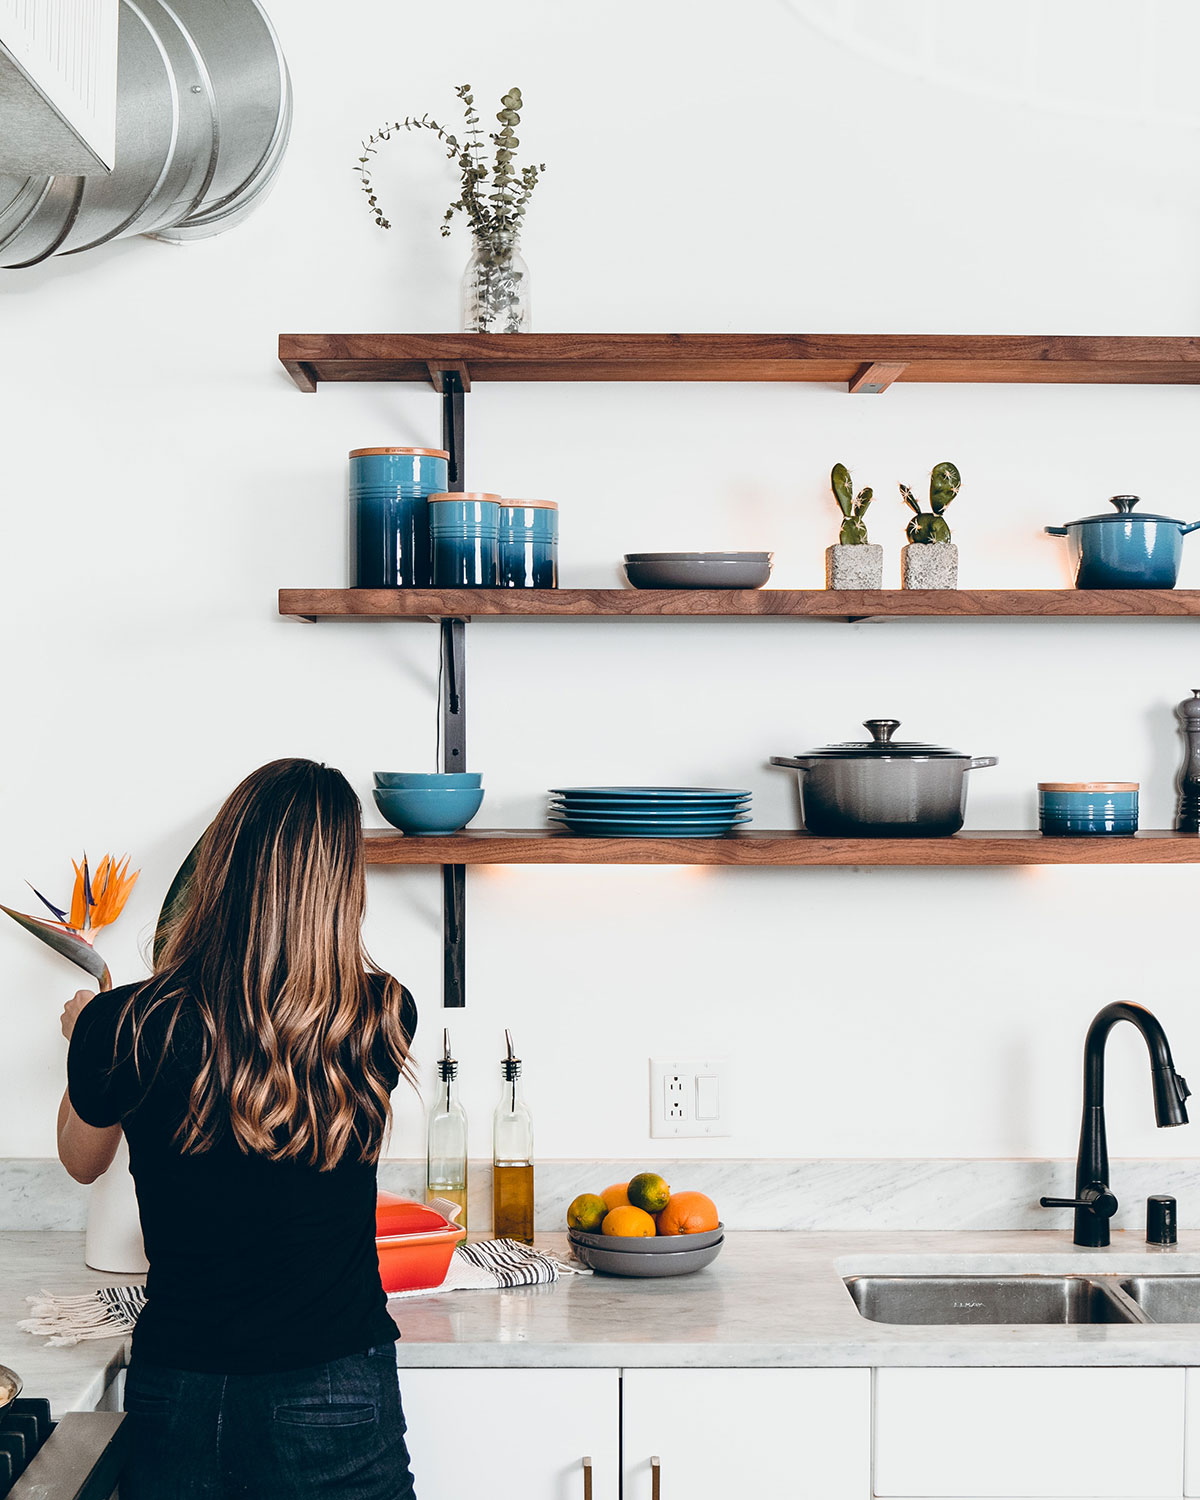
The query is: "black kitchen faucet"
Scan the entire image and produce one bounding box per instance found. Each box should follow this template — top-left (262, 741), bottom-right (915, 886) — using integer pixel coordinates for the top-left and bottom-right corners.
top-left (1040, 1002), bottom-right (1190, 1247)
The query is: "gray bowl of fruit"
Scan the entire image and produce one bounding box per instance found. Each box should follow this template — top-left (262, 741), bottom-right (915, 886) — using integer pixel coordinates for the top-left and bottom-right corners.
top-left (565, 1174), bottom-right (724, 1277)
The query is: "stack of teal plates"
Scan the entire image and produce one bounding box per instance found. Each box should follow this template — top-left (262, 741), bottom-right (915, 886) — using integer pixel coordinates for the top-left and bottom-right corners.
top-left (549, 787), bottom-right (752, 838)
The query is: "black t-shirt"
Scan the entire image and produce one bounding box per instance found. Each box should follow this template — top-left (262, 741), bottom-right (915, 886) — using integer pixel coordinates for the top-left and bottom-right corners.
top-left (67, 975), bottom-right (415, 1375)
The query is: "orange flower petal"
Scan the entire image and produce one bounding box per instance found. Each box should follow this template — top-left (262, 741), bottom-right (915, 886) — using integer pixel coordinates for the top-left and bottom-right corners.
top-left (68, 860), bottom-right (87, 931)
top-left (89, 854), bottom-right (139, 933)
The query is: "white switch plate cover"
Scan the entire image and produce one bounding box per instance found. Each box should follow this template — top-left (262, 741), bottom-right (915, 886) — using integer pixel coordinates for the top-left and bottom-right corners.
top-left (649, 1058), bottom-right (732, 1138)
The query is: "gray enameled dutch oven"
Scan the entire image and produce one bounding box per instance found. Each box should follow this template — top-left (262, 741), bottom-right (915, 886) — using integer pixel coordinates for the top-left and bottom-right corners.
top-left (771, 719), bottom-right (998, 837)
top-left (1045, 495), bottom-right (1200, 589)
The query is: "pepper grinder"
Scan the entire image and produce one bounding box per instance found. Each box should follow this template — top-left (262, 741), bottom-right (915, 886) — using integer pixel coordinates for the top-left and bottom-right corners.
top-left (1178, 690), bottom-right (1200, 833)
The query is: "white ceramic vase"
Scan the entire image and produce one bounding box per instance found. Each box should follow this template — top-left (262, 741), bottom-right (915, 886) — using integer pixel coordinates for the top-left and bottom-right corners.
top-left (84, 1134), bottom-right (148, 1274)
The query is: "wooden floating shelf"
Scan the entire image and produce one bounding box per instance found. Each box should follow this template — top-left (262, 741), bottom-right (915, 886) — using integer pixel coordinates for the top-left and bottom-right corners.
top-left (278, 333), bottom-right (1200, 393)
top-left (281, 588), bottom-right (1200, 624)
top-left (364, 829), bottom-right (1200, 867)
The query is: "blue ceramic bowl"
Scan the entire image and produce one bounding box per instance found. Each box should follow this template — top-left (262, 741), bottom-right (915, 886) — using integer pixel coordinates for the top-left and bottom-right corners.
top-left (1038, 782), bottom-right (1139, 836)
top-left (373, 786), bottom-right (484, 835)
top-left (374, 772), bottom-right (483, 789)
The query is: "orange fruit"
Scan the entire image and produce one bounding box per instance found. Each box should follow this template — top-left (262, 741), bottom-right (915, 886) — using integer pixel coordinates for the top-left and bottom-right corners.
top-left (602, 1205), bottom-right (657, 1237)
top-left (628, 1172), bottom-right (671, 1213)
top-left (601, 1181), bottom-right (631, 1210)
top-left (657, 1191), bottom-right (719, 1236)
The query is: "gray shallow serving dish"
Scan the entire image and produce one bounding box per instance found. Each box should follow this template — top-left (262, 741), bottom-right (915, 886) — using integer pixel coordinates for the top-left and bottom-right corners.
top-left (568, 1223), bottom-right (724, 1254)
top-left (623, 553), bottom-right (773, 590)
top-left (568, 1234), bottom-right (724, 1277)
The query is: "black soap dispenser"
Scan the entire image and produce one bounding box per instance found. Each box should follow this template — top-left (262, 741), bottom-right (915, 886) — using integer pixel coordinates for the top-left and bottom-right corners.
top-left (1147, 1195), bottom-right (1178, 1246)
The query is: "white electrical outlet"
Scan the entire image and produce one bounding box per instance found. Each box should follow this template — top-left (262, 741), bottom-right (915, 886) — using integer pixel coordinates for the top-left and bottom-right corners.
top-left (649, 1058), bottom-right (732, 1138)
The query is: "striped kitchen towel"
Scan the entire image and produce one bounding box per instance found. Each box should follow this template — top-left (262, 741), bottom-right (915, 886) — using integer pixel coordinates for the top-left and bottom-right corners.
top-left (18, 1242), bottom-right (588, 1343)
top-left (387, 1238), bottom-right (591, 1298)
top-left (20, 1284), bottom-right (147, 1345)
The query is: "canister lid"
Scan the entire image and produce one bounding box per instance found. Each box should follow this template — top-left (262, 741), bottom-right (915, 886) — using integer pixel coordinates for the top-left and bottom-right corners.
top-left (429, 491), bottom-right (502, 502)
top-left (802, 718), bottom-right (966, 759)
top-left (500, 498), bottom-right (558, 510)
top-left (1037, 781), bottom-right (1139, 792)
top-left (349, 446), bottom-right (449, 460)
top-left (1065, 495), bottom-right (1184, 526)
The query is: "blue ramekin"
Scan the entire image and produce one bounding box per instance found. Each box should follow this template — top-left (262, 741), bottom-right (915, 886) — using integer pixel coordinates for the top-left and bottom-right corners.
top-left (1038, 782), bottom-right (1139, 836)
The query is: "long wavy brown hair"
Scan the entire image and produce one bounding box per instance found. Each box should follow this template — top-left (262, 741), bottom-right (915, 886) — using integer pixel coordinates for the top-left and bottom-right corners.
top-left (133, 759), bottom-right (412, 1171)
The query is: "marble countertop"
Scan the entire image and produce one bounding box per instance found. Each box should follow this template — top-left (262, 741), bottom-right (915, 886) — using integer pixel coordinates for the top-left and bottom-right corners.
top-left (13, 1228), bottom-right (1200, 1414)
top-left (390, 1229), bottom-right (1200, 1370)
top-left (2, 1232), bottom-right (140, 1417)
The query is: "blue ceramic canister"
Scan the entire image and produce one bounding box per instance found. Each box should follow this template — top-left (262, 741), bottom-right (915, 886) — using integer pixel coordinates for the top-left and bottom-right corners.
top-left (498, 500), bottom-right (559, 588)
top-left (429, 493), bottom-right (501, 587)
top-left (1038, 782), bottom-right (1139, 836)
top-left (350, 446), bottom-right (449, 588)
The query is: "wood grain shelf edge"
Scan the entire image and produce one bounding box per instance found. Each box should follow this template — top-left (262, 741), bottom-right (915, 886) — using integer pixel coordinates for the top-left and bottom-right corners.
top-left (364, 829), bottom-right (1200, 867)
top-left (279, 588), bottom-right (1200, 622)
top-left (278, 334), bottom-right (1200, 391)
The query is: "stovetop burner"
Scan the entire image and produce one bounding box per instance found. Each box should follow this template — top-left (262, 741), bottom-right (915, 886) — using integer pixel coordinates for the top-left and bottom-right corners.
top-left (0, 1398), bottom-right (51, 1493)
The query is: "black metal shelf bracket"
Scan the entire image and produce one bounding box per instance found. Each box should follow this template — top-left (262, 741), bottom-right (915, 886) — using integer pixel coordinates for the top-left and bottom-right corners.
top-left (440, 369), bottom-right (467, 1007)
top-left (440, 617), bottom-right (466, 1008)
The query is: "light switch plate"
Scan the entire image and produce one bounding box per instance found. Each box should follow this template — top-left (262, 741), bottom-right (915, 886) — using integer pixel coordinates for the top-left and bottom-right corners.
top-left (649, 1058), bottom-right (732, 1138)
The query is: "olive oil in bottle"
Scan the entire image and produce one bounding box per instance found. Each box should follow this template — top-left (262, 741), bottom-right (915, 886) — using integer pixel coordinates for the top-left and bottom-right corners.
top-left (426, 1029), bottom-right (468, 1228)
top-left (492, 1029), bottom-right (534, 1243)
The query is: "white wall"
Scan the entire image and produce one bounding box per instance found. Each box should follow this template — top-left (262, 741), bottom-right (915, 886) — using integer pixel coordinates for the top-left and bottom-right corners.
top-left (3, 0), bottom-right (1200, 1168)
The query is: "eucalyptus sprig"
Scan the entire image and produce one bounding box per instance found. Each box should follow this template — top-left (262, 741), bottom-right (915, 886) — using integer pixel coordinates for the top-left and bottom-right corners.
top-left (357, 84), bottom-right (545, 243)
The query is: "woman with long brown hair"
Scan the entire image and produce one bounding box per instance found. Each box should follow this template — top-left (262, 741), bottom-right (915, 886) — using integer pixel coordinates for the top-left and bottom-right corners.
top-left (57, 759), bottom-right (418, 1498)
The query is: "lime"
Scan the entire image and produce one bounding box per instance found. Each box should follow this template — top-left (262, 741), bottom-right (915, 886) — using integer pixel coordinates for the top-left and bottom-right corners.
top-left (566, 1193), bottom-right (608, 1233)
top-left (628, 1172), bottom-right (671, 1214)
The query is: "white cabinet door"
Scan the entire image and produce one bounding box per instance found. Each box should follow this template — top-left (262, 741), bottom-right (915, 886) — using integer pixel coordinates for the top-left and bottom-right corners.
top-left (874, 1367), bottom-right (1185, 1498)
top-left (1183, 1368), bottom-right (1200, 1495)
top-left (398, 1368), bottom-right (619, 1500)
top-left (622, 1368), bottom-right (870, 1499)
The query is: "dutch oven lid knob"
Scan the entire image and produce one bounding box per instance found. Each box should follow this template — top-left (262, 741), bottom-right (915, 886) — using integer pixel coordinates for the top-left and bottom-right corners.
top-left (1109, 495), bottom-right (1140, 514)
top-left (864, 718), bottom-right (900, 744)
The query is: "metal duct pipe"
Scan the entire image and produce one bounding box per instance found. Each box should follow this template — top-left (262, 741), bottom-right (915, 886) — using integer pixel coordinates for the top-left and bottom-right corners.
top-left (0, 0), bottom-right (290, 267)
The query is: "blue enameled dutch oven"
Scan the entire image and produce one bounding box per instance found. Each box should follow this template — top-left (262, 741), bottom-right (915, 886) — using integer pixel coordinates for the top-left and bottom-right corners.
top-left (1045, 494), bottom-right (1200, 589)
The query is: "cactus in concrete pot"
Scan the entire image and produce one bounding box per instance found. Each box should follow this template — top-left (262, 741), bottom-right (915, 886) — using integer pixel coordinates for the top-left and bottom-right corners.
top-left (900, 461), bottom-right (960, 544)
top-left (826, 463), bottom-right (883, 588)
top-left (900, 461), bottom-right (961, 589)
top-left (832, 462), bottom-right (874, 545)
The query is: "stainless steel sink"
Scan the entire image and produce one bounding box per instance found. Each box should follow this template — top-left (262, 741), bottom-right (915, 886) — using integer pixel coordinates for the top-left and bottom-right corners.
top-left (845, 1275), bottom-right (1142, 1325)
top-left (1121, 1276), bottom-right (1200, 1322)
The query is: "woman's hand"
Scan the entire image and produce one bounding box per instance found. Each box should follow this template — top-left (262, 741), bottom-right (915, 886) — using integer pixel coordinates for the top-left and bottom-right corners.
top-left (61, 989), bottom-right (96, 1042)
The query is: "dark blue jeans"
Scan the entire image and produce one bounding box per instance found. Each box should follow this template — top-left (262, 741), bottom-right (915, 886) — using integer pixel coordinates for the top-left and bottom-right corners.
top-left (122, 1342), bottom-right (416, 1499)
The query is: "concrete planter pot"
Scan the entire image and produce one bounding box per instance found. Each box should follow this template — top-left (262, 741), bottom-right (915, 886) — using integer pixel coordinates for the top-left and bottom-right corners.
top-left (902, 541), bottom-right (958, 589)
top-left (826, 543), bottom-right (883, 589)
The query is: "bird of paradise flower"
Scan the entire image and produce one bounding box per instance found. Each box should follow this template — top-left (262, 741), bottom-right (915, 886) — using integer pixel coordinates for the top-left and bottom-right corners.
top-left (2, 854), bottom-right (139, 993)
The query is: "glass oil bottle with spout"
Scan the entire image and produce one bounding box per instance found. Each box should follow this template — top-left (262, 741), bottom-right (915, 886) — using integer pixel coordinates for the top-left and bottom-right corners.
top-left (492, 1029), bottom-right (534, 1243)
top-left (426, 1029), bottom-right (468, 1228)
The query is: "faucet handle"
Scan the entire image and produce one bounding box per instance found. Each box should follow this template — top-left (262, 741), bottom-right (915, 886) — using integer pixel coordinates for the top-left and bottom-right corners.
top-left (1040, 1186), bottom-right (1119, 1219)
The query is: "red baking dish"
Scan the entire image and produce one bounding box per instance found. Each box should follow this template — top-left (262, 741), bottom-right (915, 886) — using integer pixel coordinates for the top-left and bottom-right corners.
top-left (375, 1192), bottom-right (466, 1294)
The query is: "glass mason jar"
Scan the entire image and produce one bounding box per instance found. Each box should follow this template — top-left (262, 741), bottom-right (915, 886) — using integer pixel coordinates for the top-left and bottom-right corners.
top-left (461, 232), bottom-right (531, 333)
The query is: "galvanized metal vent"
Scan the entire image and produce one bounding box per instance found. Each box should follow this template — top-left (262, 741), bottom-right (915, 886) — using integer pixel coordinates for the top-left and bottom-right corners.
top-left (0, 0), bottom-right (118, 173)
top-left (0, 0), bottom-right (291, 266)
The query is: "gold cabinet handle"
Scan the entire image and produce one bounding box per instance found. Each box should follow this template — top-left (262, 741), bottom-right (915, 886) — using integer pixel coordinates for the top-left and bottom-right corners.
top-left (582, 1455), bottom-right (592, 1500)
top-left (651, 1454), bottom-right (661, 1500)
